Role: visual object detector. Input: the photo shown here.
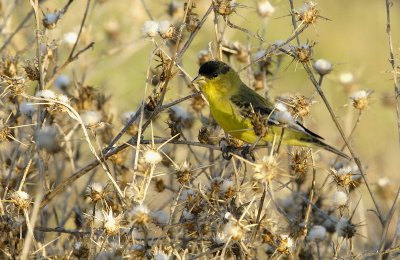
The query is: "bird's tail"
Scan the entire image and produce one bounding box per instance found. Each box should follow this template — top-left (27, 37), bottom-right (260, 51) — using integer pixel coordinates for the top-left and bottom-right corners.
top-left (313, 138), bottom-right (351, 160)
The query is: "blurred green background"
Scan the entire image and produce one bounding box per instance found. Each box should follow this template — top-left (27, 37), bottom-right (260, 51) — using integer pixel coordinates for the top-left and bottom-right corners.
top-left (7, 0), bottom-right (400, 182)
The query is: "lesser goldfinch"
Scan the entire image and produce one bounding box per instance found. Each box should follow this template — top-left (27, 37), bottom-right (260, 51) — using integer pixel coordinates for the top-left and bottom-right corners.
top-left (194, 60), bottom-right (350, 160)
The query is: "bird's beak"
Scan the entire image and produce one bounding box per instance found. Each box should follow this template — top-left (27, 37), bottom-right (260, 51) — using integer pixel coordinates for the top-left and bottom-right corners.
top-left (192, 74), bottom-right (206, 87)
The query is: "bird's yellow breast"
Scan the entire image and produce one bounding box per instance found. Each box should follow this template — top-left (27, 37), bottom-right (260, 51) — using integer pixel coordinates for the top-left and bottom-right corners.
top-left (201, 75), bottom-right (266, 144)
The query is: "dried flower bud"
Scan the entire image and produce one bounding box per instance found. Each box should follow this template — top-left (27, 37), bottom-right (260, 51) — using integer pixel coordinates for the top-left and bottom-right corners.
top-left (296, 1), bottom-right (319, 25)
top-left (81, 110), bottom-right (103, 128)
top-left (0, 124), bottom-right (11, 142)
top-left (23, 60), bottom-right (40, 81)
top-left (336, 217), bottom-right (357, 238)
top-left (276, 234), bottom-right (294, 255)
top-left (158, 20), bottom-right (175, 39)
top-left (129, 204), bottom-right (151, 225)
top-left (215, 0), bottom-right (236, 16)
top-left (143, 148), bottom-right (163, 165)
top-left (278, 94), bottom-right (313, 119)
top-left (142, 20), bottom-right (159, 38)
top-left (307, 225), bottom-right (326, 242)
top-left (54, 74), bottom-right (71, 91)
top-left (10, 190), bottom-right (31, 209)
top-left (20, 102), bottom-right (35, 117)
top-left (35, 126), bottom-right (61, 153)
top-left (292, 43), bottom-right (314, 63)
top-left (86, 183), bottom-right (106, 203)
top-left (313, 59), bottom-right (332, 76)
top-left (103, 209), bottom-right (122, 235)
top-left (43, 11), bottom-right (61, 29)
top-left (257, 0), bottom-right (275, 18)
top-left (175, 161), bottom-right (192, 185)
top-left (350, 90), bottom-right (372, 110)
top-left (290, 149), bottom-right (310, 185)
top-left (253, 156), bottom-right (279, 181)
top-left (332, 190), bottom-right (348, 208)
top-left (223, 215), bottom-right (244, 240)
top-left (1, 55), bottom-right (19, 77)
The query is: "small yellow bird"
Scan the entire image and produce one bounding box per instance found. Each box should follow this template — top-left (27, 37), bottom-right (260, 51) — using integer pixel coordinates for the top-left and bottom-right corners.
top-left (194, 60), bottom-right (350, 160)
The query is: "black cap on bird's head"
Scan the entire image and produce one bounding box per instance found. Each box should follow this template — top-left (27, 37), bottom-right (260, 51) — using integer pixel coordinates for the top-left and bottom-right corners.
top-left (198, 60), bottom-right (231, 79)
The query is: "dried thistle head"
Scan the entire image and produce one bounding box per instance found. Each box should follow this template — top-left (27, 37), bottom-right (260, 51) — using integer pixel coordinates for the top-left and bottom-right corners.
top-left (198, 126), bottom-right (218, 145)
top-left (295, 1), bottom-right (319, 25)
top-left (158, 20), bottom-right (176, 39)
top-left (42, 11), bottom-right (62, 29)
top-left (85, 183), bottom-right (109, 203)
top-left (175, 161), bottom-right (192, 185)
top-left (102, 209), bottom-right (123, 235)
top-left (128, 204), bottom-right (151, 225)
top-left (278, 94), bottom-right (313, 119)
top-left (250, 111), bottom-right (268, 137)
top-left (73, 238), bottom-right (90, 259)
top-left (35, 125), bottom-right (62, 153)
top-left (2, 76), bottom-right (25, 99)
top-left (223, 213), bottom-right (245, 241)
top-left (336, 217), bottom-right (357, 238)
top-left (1, 55), bottom-right (19, 77)
top-left (291, 42), bottom-right (315, 63)
top-left (253, 156), bottom-right (279, 182)
top-left (0, 124), bottom-right (11, 143)
top-left (330, 165), bottom-right (361, 190)
top-left (10, 190), bottom-right (31, 209)
top-left (289, 148), bottom-right (310, 186)
top-left (350, 90), bottom-right (372, 110)
top-left (215, 0), bottom-right (236, 16)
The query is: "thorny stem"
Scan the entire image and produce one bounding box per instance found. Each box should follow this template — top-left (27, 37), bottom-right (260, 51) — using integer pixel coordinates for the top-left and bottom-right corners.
top-left (302, 62), bottom-right (383, 225)
top-left (379, 2), bottom-right (400, 256)
top-left (39, 92), bottom-right (201, 209)
top-left (384, 0), bottom-right (400, 146)
top-left (44, 0), bottom-right (93, 89)
top-left (288, 0), bottom-right (301, 46)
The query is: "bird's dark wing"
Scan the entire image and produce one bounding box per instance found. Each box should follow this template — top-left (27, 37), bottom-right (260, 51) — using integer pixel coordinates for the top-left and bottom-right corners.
top-left (230, 83), bottom-right (275, 121)
top-left (230, 83), bottom-right (324, 140)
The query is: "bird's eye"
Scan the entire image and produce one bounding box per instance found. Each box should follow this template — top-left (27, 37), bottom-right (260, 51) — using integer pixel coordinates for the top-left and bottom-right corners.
top-left (212, 72), bottom-right (218, 78)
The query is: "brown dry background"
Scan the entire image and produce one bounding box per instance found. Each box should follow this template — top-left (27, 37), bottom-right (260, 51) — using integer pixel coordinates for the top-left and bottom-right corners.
top-left (10, 0), bottom-right (398, 179)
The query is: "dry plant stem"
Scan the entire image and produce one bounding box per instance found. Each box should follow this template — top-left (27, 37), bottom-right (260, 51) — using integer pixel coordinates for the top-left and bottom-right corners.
top-left (378, 186), bottom-right (400, 260)
top-left (20, 190), bottom-right (44, 260)
top-left (384, 0), bottom-right (400, 145)
top-left (302, 62), bottom-right (383, 225)
top-left (239, 25), bottom-right (307, 72)
top-left (39, 92), bottom-right (201, 209)
top-left (44, 0), bottom-right (93, 89)
top-left (288, 0), bottom-right (301, 46)
top-left (0, 1), bottom-right (41, 53)
top-left (176, 4), bottom-right (213, 61)
top-left (30, 0), bottom-right (45, 130)
top-left (107, 3), bottom-right (207, 151)
top-left (380, 2), bottom-right (400, 255)
top-left (140, 0), bottom-right (154, 20)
